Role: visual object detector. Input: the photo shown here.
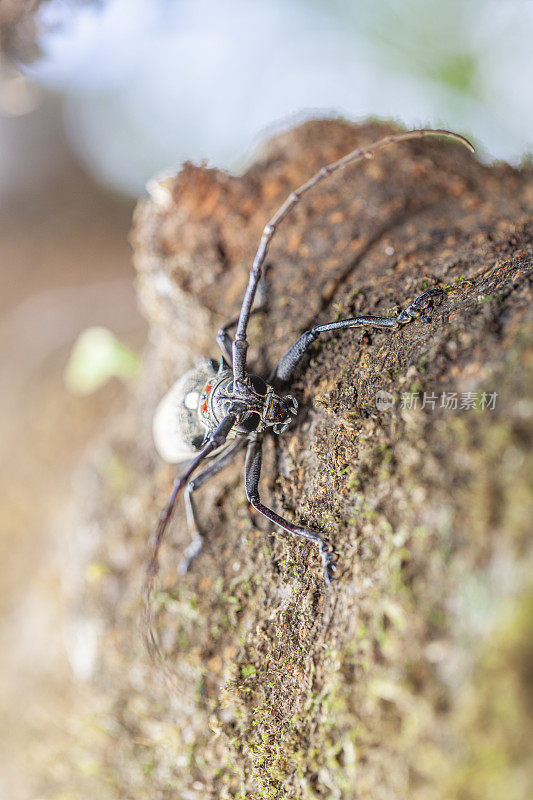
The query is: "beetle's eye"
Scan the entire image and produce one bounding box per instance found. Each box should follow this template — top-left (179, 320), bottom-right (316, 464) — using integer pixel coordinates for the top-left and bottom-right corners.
top-left (239, 412), bottom-right (261, 432)
top-left (249, 375), bottom-right (267, 395)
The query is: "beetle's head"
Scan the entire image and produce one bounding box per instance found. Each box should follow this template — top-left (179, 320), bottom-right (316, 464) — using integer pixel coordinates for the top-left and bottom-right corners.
top-left (265, 393), bottom-right (298, 435)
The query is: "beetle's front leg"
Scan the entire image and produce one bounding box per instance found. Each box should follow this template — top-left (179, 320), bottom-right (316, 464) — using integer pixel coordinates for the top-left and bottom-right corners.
top-left (245, 436), bottom-right (337, 585)
top-left (396, 287), bottom-right (443, 324)
top-left (270, 287), bottom-right (445, 384)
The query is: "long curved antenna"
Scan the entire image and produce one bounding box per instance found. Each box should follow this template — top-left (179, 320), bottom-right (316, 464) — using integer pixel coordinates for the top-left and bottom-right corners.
top-left (143, 413), bottom-right (236, 672)
top-left (231, 128), bottom-right (474, 382)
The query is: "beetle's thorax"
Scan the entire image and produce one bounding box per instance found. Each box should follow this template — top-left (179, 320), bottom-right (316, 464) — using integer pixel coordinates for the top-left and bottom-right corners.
top-left (199, 368), bottom-right (297, 436)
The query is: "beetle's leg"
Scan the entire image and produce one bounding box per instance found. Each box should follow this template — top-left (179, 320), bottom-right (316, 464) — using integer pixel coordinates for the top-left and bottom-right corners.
top-left (270, 288), bottom-right (443, 383)
top-left (245, 436), bottom-right (337, 585)
top-left (396, 287), bottom-right (443, 324)
top-left (270, 314), bottom-right (398, 384)
top-left (216, 327), bottom-right (235, 365)
top-left (181, 438), bottom-right (247, 574)
top-left (144, 413), bottom-right (236, 663)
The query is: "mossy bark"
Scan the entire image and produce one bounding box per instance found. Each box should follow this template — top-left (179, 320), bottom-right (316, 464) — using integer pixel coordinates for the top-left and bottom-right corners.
top-left (67, 120), bottom-right (532, 799)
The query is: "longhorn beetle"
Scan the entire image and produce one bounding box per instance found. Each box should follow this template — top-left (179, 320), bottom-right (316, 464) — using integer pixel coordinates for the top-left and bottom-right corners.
top-left (144, 128), bottom-right (474, 658)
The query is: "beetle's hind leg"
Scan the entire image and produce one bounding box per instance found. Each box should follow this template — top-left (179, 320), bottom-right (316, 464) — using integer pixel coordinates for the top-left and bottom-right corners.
top-left (179, 439), bottom-right (246, 574)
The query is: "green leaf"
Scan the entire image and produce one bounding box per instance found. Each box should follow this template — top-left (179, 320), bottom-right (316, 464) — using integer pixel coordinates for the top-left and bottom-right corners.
top-left (64, 326), bottom-right (141, 395)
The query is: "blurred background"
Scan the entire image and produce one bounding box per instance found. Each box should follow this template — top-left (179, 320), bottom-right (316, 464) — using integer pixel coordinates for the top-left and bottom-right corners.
top-left (0, 0), bottom-right (532, 796)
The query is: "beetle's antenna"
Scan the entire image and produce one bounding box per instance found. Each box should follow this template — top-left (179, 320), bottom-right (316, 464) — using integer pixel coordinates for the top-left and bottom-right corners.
top-left (143, 413), bottom-right (236, 672)
top-left (231, 128), bottom-right (474, 382)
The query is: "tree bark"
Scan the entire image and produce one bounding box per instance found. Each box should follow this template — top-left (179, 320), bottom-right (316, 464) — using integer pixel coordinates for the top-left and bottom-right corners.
top-left (69, 120), bottom-right (532, 799)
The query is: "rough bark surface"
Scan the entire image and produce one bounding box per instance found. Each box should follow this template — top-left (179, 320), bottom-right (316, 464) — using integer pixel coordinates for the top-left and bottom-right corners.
top-left (65, 120), bottom-right (532, 799)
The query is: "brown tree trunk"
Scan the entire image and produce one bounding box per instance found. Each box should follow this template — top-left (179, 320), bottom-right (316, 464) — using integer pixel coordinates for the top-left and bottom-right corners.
top-left (69, 120), bottom-right (532, 799)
